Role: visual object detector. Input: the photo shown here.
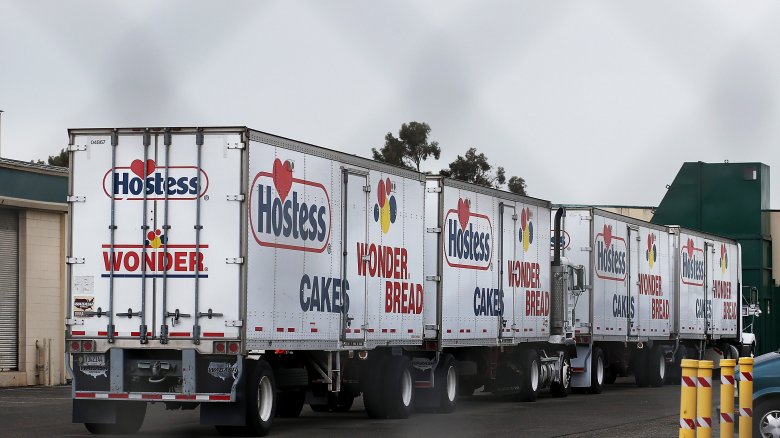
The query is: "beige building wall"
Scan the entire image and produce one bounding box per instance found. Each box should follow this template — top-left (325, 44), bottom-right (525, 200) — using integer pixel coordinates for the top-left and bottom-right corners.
top-left (599, 207), bottom-right (655, 222)
top-left (771, 211), bottom-right (780, 286)
top-left (0, 208), bottom-right (67, 387)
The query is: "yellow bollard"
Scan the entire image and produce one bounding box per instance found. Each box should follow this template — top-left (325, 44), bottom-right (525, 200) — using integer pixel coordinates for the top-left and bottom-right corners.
top-left (738, 357), bottom-right (754, 438)
top-left (696, 360), bottom-right (714, 438)
top-left (680, 359), bottom-right (699, 438)
top-left (719, 359), bottom-right (736, 438)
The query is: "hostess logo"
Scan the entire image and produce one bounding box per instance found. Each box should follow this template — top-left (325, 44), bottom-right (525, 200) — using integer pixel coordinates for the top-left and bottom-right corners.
top-left (444, 198), bottom-right (492, 270)
top-left (681, 238), bottom-right (705, 286)
top-left (249, 158), bottom-right (331, 253)
top-left (595, 224), bottom-right (627, 281)
top-left (102, 159), bottom-right (208, 201)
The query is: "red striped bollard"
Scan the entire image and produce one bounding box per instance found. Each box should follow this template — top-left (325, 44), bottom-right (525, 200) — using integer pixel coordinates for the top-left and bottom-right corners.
top-left (696, 360), bottom-right (713, 438)
top-left (738, 357), bottom-right (754, 437)
top-left (680, 359), bottom-right (699, 438)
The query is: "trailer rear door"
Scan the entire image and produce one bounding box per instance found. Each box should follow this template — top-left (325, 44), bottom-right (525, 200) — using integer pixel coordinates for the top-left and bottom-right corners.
top-left (68, 129), bottom-right (243, 343)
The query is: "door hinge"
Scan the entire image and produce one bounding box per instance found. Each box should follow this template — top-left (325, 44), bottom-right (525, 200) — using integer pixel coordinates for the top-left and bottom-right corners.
top-left (426, 227), bottom-right (441, 233)
top-left (67, 144), bottom-right (87, 152)
top-left (67, 195), bottom-right (86, 203)
top-left (226, 194), bottom-right (245, 201)
top-left (363, 185), bottom-right (371, 193)
top-left (226, 142), bottom-right (245, 150)
top-left (66, 257), bottom-right (85, 264)
top-left (65, 318), bottom-right (84, 326)
top-left (426, 187), bottom-right (442, 193)
top-left (426, 275), bottom-right (441, 281)
top-left (225, 320), bottom-right (243, 327)
top-left (512, 214), bottom-right (518, 220)
top-left (225, 257), bottom-right (244, 264)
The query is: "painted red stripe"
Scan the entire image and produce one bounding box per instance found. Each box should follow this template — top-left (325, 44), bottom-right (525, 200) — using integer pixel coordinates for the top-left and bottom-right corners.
top-left (203, 332), bottom-right (224, 337)
top-left (310, 328), bottom-right (318, 333)
top-left (681, 376), bottom-right (697, 387)
top-left (142, 394), bottom-right (163, 400)
top-left (697, 377), bottom-right (711, 387)
top-left (97, 331), bottom-right (119, 336)
top-left (169, 332), bottom-right (190, 337)
top-left (697, 417), bottom-right (712, 427)
top-left (408, 329), bottom-right (414, 333)
top-left (721, 412), bottom-right (734, 423)
top-left (176, 394), bottom-right (197, 401)
top-left (682, 418), bottom-right (696, 429)
top-left (382, 329), bottom-right (388, 333)
top-left (446, 329), bottom-right (452, 333)
top-left (108, 393), bottom-right (129, 399)
top-left (287, 328), bottom-right (295, 333)
top-left (75, 392), bottom-right (95, 398)
top-left (254, 327), bottom-right (263, 332)
top-left (276, 327), bottom-right (284, 332)
top-left (741, 372), bottom-right (753, 381)
top-left (72, 331), bottom-right (86, 336)
top-left (354, 329), bottom-right (361, 333)
top-left (209, 395), bottom-right (231, 401)
top-left (367, 329), bottom-right (375, 333)
top-left (390, 329), bottom-right (397, 333)
top-left (130, 331), bottom-right (152, 337)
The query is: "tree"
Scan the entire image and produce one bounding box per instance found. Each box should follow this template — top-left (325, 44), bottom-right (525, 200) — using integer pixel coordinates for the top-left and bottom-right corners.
top-left (440, 147), bottom-right (527, 195)
top-left (372, 121), bottom-right (441, 172)
top-left (47, 149), bottom-right (69, 167)
top-left (508, 176), bottom-right (527, 196)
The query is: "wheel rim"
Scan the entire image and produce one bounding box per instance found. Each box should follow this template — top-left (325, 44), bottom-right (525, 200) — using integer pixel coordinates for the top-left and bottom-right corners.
top-left (760, 410), bottom-right (780, 438)
top-left (257, 375), bottom-right (273, 422)
top-left (446, 365), bottom-right (457, 402)
top-left (401, 368), bottom-right (412, 407)
top-left (562, 360), bottom-right (571, 388)
top-left (658, 354), bottom-right (666, 380)
top-left (596, 356), bottom-right (604, 385)
top-left (531, 360), bottom-right (539, 391)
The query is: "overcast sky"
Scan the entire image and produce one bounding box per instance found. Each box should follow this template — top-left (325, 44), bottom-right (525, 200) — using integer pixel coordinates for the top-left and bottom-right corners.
top-left (1, 1), bottom-right (777, 208)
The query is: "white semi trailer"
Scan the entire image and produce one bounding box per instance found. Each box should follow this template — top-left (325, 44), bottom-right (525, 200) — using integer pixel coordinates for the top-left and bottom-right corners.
top-left (65, 126), bottom-right (750, 436)
top-left (556, 207), bottom-right (749, 393)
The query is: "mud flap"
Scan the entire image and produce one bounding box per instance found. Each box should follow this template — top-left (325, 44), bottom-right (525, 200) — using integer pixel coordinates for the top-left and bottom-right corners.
top-left (73, 399), bottom-right (119, 424)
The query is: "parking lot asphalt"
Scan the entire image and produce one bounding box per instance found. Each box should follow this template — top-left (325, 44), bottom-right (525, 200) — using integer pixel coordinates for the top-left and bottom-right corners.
top-left (0, 378), bottom-right (710, 438)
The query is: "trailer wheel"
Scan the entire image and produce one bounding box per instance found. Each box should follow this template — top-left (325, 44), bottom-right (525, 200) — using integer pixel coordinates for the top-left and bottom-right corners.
top-left (647, 346), bottom-right (666, 387)
top-left (276, 390), bottom-right (305, 417)
top-left (589, 347), bottom-right (605, 394)
top-left (633, 348), bottom-right (649, 387)
top-left (361, 355), bottom-right (386, 419)
top-left (84, 401), bottom-right (146, 435)
top-left (516, 350), bottom-right (541, 402)
top-left (436, 354), bottom-right (458, 413)
top-left (383, 355), bottom-right (415, 419)
top-left (550, 354), bottom-right (571, 398)
top-left (244, 359), bottom-right (276, 437)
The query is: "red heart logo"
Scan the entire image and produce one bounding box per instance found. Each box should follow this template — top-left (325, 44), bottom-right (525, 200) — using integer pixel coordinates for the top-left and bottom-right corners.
top-left (521, 208), bottom-right (528, 229)
top-left (457, 198), bottom-right (470, 230)
top-left (272, 158), bottom-right (293, 202)
top-left (603, 224), bottom-right (612, 248)
top-left (686, 238), bottom-right (695, 258)
top-left (647, 233), bottom-right (655, 252)
top-left (130, 159), bottom-right (156, 178)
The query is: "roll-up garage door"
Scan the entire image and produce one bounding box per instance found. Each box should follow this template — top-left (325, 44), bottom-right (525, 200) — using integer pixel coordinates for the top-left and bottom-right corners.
top-left (0, 209), bottom-right (19, 371)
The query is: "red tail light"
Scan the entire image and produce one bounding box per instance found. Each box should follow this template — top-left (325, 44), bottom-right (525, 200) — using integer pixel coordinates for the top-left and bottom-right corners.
top-left (82, 340), bottom-right (94, 352)
top-left (214, 342), bottom-right (226, 353)
top-left (70, 341), bottom-right (81, 352)
top-left (228, 342), bottom-right (240, 354)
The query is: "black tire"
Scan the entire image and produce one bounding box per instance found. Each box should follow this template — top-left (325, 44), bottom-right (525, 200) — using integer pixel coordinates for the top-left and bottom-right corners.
top-left (435, 354), bottom-right (458, 413)
top-left (604, 367), bottom-right (618, 385)
top-left (550, 354), bottom-right (571, 398)
top-left (383, 355), bottom-right (415, 419)
top-left (754, 397), bottom-right (780, 438)
top-left (647, 346), bottom-right (666, 388)
top-left (245, 359), bottom-right (276, 437)
top-left (361, 355), bottom-right (386, 419)
top-left (516, 350), bottom-right (541, 402)
top-left (589, 347), bottom-right (605, 394)
top-left (84, 402), bottom-right (146, 435)
top-left (633, 349), bottom-right (649, 387)
top-left (665, 345), bottom-right (686, 385)
top-left (276, 390), bottom-right (305, 418)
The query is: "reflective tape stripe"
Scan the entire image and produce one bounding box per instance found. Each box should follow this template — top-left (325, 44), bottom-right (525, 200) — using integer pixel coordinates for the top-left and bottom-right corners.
top-left (681, 376), bottom-right (697, 387)
top-left (740, 372), bottom-right (753, 381)
top-left (740, 408), bottom-right (753, 417)
top-left (721, 374), bottom-right (735, 385)
top-left (720, 412), bottom-right (734, 423)
top-left (696, 417), bottom-right (712, 428)
top-left (74, 392), bottom-right (231, 402)
top-left (697, 377), bottom-right (711, 387)
top-left (680, 418), bottom-right (696, 429)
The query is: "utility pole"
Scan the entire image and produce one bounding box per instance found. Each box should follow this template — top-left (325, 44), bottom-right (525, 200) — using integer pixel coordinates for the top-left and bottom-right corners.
top-left (0, 110), bottom-right (4, 158)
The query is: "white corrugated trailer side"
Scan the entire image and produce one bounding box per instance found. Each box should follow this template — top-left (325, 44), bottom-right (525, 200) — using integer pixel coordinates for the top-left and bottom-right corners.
top-left (555, 207), bottom-right (745, 393)
top-left (66, 127), bottom-right (447, 436)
